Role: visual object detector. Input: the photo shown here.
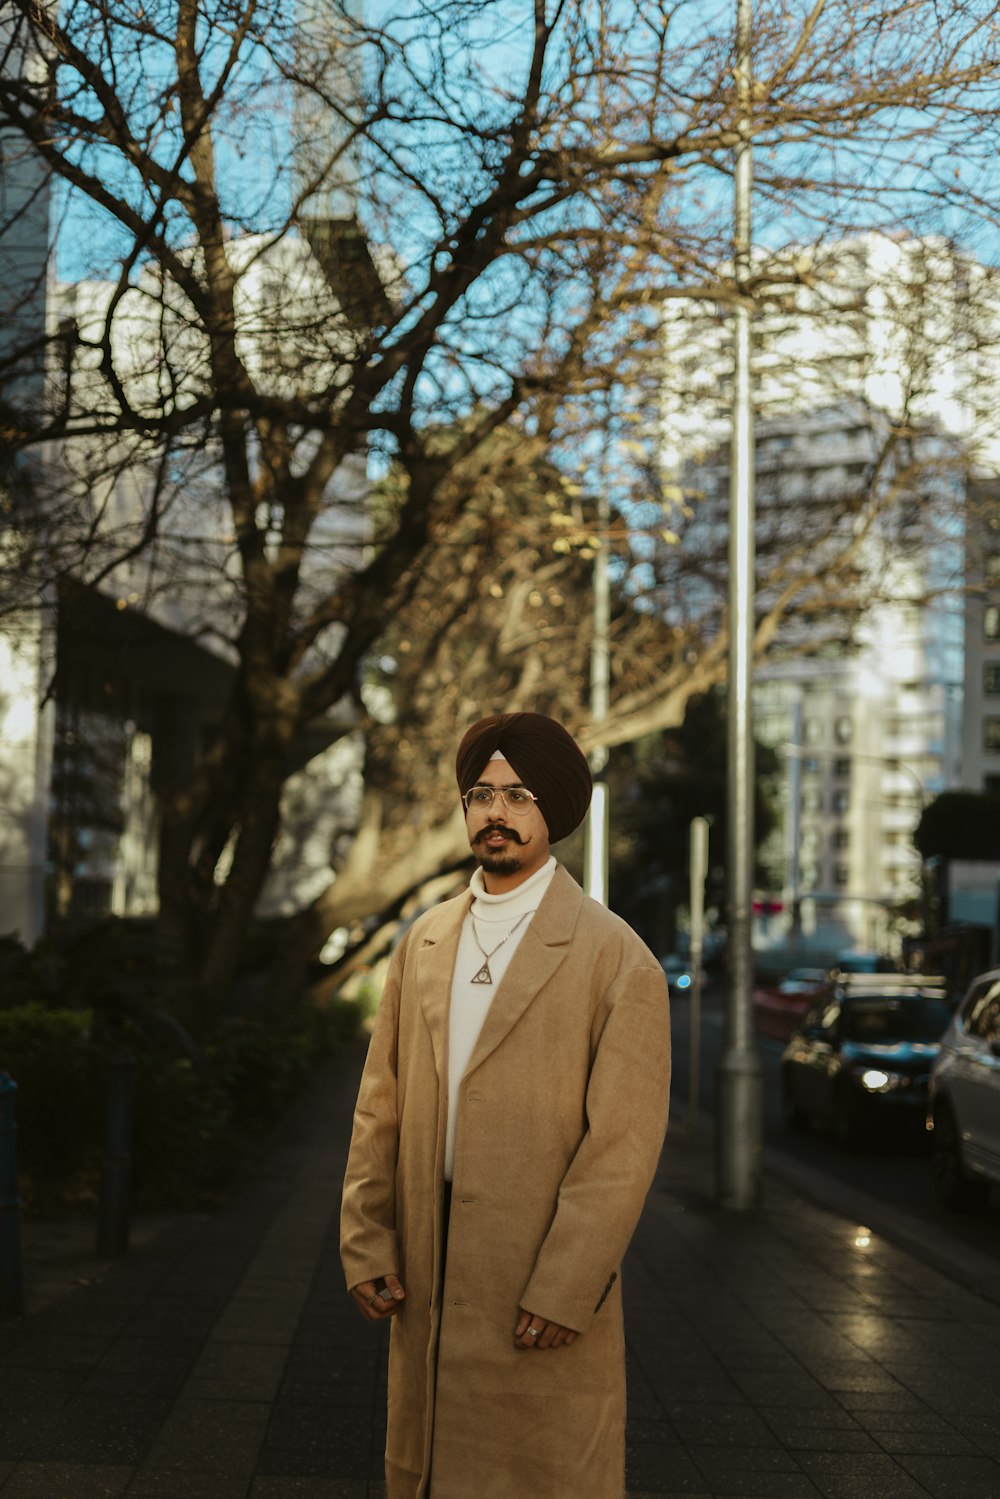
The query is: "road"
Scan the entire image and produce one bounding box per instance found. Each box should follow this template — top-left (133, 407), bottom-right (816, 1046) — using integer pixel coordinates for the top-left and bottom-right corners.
top-left (669, 983), bottom-right (1000, 1272)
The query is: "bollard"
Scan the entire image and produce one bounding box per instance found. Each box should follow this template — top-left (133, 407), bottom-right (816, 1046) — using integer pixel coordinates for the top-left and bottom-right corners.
top-left (0, 1071), bottom-right (24, 1319)
top-left (96, 1050), bottom-right (135, 1257)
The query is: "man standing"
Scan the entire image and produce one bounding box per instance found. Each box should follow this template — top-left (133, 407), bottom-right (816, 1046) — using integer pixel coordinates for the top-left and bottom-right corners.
top-left (341, 711), bottom-right (671, 1498)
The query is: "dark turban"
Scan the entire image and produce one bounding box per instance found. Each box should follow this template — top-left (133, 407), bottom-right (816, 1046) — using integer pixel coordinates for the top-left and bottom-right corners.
top-left (455, 711), bottom-right (592, 844)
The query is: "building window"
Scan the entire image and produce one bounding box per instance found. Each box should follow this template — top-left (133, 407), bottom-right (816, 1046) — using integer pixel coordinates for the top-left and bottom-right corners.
top-left (985, 663), bottom-right (1000, 696)
top-left (986, 555), bottom-right (1000, 585)
top-left (834, 864), bottom-right (850, 887)
top-left (802, 756), bottom-right (819, 774)
top-left (802, 788), bottom-right (822, 814)
top-left (833, 758), bottom-right (851, 778)
top-left (804, 717), bottom-right (823, 744)
top-left (832, 789), bottom-right (850, 814)
top-left (986, 606), bottom-right (1000, 641)
top-left (834, 830), bottom-right (850, 850)
top-left (834, 716), bottom-right (853, 744)
top-left (986, 775), bottom-right (1000, 795)
top-left (985, 719), bottom-right (1000, 754)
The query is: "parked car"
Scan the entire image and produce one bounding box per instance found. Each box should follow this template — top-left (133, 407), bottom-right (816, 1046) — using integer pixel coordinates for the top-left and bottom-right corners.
top-left (777, 967), bottom-right (830, 997)
top-left (929, 968), bottom-right (1000, 1209)
top-left (753, 968), bottom-right (831, 1042)
top-left (832, 951), bottom-right (895, 975)
top-left (781, 977), bottom-right (952, 1146)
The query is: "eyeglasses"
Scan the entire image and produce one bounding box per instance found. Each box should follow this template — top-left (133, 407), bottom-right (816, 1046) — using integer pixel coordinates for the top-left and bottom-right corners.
top-left (463, 785), bottom-right (539, 815)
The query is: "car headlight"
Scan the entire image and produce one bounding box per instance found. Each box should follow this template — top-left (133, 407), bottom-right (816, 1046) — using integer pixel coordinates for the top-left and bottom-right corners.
top-left (854, 1067), bottom-right (906, 1093)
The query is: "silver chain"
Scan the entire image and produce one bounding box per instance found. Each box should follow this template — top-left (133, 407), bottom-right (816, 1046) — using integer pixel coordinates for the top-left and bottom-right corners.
top-left (469, 909), bottom-right (535, 984)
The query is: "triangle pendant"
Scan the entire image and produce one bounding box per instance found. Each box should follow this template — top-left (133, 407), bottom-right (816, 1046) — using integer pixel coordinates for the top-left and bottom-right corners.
top-left (471, 961), bottom-right (493, 985)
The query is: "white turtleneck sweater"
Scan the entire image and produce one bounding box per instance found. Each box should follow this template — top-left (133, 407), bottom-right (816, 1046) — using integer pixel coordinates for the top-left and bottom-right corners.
top-left (444, 855), bottom-right (557, 1180)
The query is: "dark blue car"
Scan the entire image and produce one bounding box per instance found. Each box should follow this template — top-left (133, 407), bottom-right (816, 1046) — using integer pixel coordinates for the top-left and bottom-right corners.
top-left (780, 977), bottom-right (953, 1147)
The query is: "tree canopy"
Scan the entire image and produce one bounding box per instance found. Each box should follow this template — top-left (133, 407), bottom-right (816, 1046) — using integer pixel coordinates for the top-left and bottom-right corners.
top-left (2, 0), bottom-right (1000, 1023)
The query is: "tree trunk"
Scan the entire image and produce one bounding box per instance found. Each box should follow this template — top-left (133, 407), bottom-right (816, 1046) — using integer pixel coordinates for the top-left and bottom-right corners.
top-left (266, 795), bottom-right (470, 1008)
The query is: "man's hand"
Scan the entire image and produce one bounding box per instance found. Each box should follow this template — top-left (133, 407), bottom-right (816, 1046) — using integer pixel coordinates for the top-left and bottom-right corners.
top-left (350, 1274), bottom-right (406, 1321)
top-left (513, 1307), bottom-right (578, 1350)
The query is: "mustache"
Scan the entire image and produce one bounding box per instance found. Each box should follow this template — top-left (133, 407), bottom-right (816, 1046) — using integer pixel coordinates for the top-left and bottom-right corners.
top-left (473, 825), bottom-right (526, 847)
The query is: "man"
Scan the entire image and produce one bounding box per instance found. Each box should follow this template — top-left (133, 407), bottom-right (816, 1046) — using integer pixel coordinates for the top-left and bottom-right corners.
top-left (341, 711), bottom-right (671, 1499)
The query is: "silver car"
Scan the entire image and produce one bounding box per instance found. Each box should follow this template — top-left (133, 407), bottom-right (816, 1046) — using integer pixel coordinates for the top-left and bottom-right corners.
top-left (929, 968), bottom-right (1000, 1208)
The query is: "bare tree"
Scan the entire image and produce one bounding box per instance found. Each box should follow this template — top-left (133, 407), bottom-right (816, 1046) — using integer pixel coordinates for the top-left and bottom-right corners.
top-left (1, 0), bottom-right (999, 1026)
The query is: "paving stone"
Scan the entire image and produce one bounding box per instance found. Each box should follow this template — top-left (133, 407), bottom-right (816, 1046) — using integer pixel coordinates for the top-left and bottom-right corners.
top-left (797, 1452), bottom-right (929, 1483)
top-left (96, 1339), bottom-right (202, 1376)
top-left (626, 1492), bottom-right (711, 1499)
top-left (876, 1429), bottom-right (981, 1456)
top-left (141, 1398), bottom-right (269, 1472)
top-left (780, 1427), bottom-right (882, 1454)
top-left (0, 1366), bottom-right (82, 1395)
top-left (814, 1363), bottom-right (908, 1394)
top-left (688, 1473), bottom-right (821, 1499)
top-left (30, 1394), bottom-right (170, 1466)
top-left (730, 1368), bottom-right (839, 1408)
top-left (0, 1462), bottom-right (134, 1497)
top-left (849, 1411), bottom-right (952, 1435)
top-left (896, 1454), bottom-right (1000, 1497)
top-left (835, 1390), bottom-right (929, 1414)
top-left (0, 1392), bottom-right (74, 1463)
top-left (631, 1369), bottom-right (747, 1404)
top-left (760, 1407), bottom-right (863, 1433)
top-left (3, 1334), bottom-right (108, 1373)
top-left (809, 1478), bottom-right (940, 1499)
top-left (249, 1483), bottom-right (369, 1498)
top-left (256, 1405), bottom-right (375, 1480)
top-left (124, 1471), bottom-right (251, 1498)
top-left (626, 1445), bottom-right (712, 1492)
top-left (628, 1419), bottom-right (683, 1445)
top-left (82, 1369), bottom-right (190, 1402)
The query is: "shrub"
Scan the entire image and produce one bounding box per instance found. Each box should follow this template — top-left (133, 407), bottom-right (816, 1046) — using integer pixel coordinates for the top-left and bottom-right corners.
top-left (0, 996), bottom-right (363, 1213)
top-left (0, 1005), bottom-right (104, 1208)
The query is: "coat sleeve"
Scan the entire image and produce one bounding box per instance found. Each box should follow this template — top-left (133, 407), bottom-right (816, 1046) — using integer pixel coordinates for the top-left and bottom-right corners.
top-left (340, 930), bottom-right (410, 1291)
top-left (519, 960), bottom-right (670, 1334)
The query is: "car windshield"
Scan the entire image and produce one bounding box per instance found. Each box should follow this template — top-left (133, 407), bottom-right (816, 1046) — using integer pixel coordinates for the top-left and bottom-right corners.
top-left (842, 997), bottom-right (952, 1044)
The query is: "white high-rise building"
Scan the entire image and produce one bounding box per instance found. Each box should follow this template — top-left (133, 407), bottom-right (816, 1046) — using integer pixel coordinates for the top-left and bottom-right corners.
top-left (659, 233), bottom-right (998, 957)
top-left (961, 479), bottom-right (1000, 798)
top-left (0, 17), bottom-right (54, 946)
top-left (0, 4), bottom-right (375, 942)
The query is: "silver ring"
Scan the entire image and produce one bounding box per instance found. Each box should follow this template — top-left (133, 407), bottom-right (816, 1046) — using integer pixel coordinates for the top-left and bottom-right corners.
top-left (367, 1294), bottom-right (379, 1307)
top-left (527, 1326), bottom-right (540, 1337)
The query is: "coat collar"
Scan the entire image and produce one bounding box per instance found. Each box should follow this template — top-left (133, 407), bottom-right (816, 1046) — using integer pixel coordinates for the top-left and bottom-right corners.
top-left (415, 864), bottom-right (584, 1083)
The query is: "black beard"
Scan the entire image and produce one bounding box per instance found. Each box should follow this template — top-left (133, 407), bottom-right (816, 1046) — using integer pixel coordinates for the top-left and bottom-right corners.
top-left (474, 849), bottom-right (524, 876)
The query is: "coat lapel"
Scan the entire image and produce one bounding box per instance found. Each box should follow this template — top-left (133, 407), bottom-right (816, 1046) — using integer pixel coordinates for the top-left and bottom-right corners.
top-left (463, 865), bottom-right (584, 1079)
top-left (416, 892), bottom-right (472, 1081)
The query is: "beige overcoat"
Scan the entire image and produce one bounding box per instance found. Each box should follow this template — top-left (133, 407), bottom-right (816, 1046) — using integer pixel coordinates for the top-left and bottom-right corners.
top-left (341, 864), bottom-right (671, 1499)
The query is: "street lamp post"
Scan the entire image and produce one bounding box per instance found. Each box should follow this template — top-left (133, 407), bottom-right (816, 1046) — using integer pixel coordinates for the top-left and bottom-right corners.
top-left (716, 0), bottom-right (763, 1210)
top-left (584, 481), bottom-right (611, 905)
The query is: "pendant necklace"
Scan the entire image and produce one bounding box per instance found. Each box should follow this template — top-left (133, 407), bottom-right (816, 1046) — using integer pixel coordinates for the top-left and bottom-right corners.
top-left (469, 909), bottom-right (535, 985)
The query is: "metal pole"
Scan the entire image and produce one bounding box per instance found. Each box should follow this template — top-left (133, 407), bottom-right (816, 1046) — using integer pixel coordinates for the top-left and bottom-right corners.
top-left (0, 1072), bottom-right (24, 1318)
top-left (688, 817), bottom-right (709, 1137)
top-left (788, 698), bottom-right (803, 938)
top-left (585, 474), bottom-right (611, 906)
top-left (716, 0), bottom-right (763, 1210)
top-left (97, 1051), bottom-right (135, 1257)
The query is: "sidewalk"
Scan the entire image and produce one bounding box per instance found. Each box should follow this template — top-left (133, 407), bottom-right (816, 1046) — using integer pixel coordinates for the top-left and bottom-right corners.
top-left (2, 1039), bottom-right (999, 1499)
